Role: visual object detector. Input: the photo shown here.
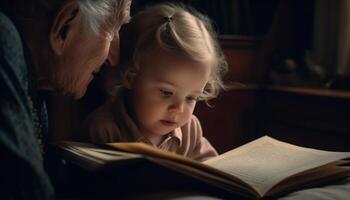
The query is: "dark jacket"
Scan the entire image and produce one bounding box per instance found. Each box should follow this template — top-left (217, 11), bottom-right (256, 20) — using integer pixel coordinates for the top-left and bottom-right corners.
top-left (0, 11), bottom-right (54, 199)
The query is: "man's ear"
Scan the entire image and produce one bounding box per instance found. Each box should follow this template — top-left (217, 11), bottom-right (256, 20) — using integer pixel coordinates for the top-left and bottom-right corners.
top-left (50, 1), bottom-right (80, 55)
top-left (122, 68), bottom-right (137, 89)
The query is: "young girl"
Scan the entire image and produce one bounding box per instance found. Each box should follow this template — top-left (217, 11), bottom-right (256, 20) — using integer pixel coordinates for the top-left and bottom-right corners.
top-left (84, 3), bottom-right (228, 162)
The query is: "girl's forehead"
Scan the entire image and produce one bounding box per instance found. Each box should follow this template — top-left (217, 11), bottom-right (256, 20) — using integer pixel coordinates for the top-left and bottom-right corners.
top-left (136, 45), bottom-right (213, 85)
top-left (140, 55), bottom-right (211, 89)
top-left (143, 52), bottom-right (210, 74)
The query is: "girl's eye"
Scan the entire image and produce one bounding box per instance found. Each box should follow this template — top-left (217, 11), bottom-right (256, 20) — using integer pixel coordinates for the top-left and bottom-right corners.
top-left (160, 89), bottom-right (173, 97)
top-left (186, 96), bottom-right (198, 103)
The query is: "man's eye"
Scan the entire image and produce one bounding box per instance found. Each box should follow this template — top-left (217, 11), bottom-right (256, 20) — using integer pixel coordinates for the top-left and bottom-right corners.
top-left (160, 90), bottom-right (173, 97)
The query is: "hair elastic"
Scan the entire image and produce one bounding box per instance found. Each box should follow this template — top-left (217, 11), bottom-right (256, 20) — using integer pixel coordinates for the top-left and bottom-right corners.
top-left (164, 16), bottom-right (173, 23)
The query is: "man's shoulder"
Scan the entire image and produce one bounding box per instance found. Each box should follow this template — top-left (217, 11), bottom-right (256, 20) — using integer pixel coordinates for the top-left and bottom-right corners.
top-left (0, 12), bottom-right (28, 92)
top-left (0, 12), bottom-right (22, 52)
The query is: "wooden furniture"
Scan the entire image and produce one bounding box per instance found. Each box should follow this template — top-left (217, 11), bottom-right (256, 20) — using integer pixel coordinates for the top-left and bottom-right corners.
top-left (194, 2), bottom-right (350, 153)
top-left (194, 86), bottom-right (257, 154)
top-left (255, 86), bottom-right (350, 151)
top-left (196, 84), bottom-right (350, 154)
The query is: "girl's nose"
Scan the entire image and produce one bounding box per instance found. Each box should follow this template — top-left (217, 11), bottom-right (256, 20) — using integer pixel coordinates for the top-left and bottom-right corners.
top-left (168, 101), bottom-right (184, 113)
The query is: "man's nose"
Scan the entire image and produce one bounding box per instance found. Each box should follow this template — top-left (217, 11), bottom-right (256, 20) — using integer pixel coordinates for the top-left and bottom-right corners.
top-left (168, 101), bottom-right (184, 113)
top-left (106, 33), bottom-right (120, 67)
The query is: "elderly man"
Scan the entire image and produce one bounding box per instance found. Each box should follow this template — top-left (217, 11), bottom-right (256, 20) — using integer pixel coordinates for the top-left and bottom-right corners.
top-left (0, 0), bottom-right (131, 199)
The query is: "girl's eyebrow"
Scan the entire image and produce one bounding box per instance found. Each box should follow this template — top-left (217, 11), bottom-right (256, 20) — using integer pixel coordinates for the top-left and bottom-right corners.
top-left (155, 80), bottom-right (203, 95)
top-left (154, 79), bottom-right (177, 87)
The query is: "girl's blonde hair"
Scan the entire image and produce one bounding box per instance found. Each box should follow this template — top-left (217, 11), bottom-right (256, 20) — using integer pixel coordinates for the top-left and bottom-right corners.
top-left (119, 3), bottom-right (228, 101)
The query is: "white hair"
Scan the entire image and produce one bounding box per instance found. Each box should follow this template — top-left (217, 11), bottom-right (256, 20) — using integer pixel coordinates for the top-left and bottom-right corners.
top-left (6, 0), bottom-right (127, 34)
top-left (78, 0), bottom-right (125, 34)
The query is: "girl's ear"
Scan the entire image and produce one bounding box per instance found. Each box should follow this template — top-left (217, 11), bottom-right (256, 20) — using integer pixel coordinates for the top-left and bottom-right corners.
top-left (122, 68), bottom-right (137, 89)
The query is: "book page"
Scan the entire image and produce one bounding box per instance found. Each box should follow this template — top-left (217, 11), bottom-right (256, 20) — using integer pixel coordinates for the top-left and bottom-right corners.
top-left (267, 162), bottom-right (350, 196)
top-left (60, 142), bottom-right (259, 197)
top-left (73, 145), bottom-right (140, 161)
top-left (204, 136), bottom-right (350, 196)
top-left (107, 142), bottom-right (264, 195)
top-left (106, 142), bottom-right (206, 167)
top-left (58, 142), bottom-right (142, 170)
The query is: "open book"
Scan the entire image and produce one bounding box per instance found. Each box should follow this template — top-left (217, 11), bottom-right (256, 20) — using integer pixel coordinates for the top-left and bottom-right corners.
top-left (55, 136), bottom-right (350, 199)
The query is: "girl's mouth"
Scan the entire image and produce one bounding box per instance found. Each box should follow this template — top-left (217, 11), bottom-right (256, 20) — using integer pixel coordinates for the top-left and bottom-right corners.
top-left (160, 120), bottom-right (176, 126)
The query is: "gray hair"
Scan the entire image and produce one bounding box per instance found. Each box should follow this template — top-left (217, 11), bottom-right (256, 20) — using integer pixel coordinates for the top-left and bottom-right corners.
top-left (78, 0), bottom-right (126, 34)
top-left (6, 0), bottom-right (127, 34)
